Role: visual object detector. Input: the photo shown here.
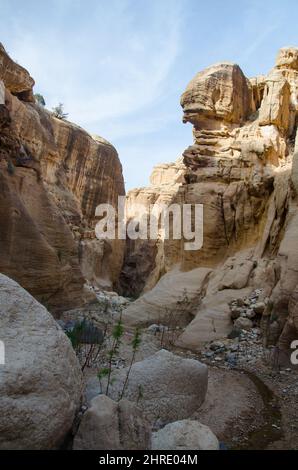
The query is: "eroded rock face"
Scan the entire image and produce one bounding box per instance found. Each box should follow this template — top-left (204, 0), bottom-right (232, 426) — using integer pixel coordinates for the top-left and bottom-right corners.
top-left (258, 75), bottom-right (291, 132)
top-left (276, 47), bottom-right (298, 70)
top-left (0, 165), bottom-right (89, 312)
top-left (181, 62), bottom-right (252, 126)
top-left (120, 47), bottom-right (298, 350)
top-left (0, 44), bottom-right (125, 311)
top-left (122, 267), bottom-right (211, 326)
top-left (0, 274), bottom-right (82, 449)
top-left (0, 43), bottom-right (34, 101)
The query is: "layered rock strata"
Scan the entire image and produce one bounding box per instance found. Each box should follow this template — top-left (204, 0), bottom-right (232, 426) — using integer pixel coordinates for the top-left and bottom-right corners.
top-left (121, 47), bottom-right (298, 351)
top-left (0, 43), bottom-right (125, 313)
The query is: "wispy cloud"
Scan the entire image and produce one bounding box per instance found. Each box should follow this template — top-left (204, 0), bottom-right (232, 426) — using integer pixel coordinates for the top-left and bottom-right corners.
top-left (3, 0), bottom-right (297, 189)
top-left (7, 0), bottom-right (183, 136)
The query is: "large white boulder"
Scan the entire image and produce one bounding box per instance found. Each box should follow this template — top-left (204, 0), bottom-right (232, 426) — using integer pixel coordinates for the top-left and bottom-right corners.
top-left (107, 349), bottom-right (208, 425)
top-left (152, 419), bottom-right (219, 450)
top-left (0, 274), bottom-right (82, 449)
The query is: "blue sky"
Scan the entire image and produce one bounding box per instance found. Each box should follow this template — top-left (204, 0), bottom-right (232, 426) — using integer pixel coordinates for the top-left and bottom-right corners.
top-left (1, 0), bottom-right (298, 189)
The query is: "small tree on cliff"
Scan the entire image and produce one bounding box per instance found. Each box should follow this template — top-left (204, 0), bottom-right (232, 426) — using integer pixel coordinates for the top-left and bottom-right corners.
top-left (34, 93), bottom-right (46, 107)
top-left (52, 102), bottom-right (68, 120)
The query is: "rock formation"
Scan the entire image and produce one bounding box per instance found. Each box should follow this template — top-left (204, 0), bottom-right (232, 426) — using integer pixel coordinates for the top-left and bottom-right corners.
top-left (0, 43), bottom-right (34, 101)
top-left (120, 47), bottom-right (298, 352)
top-left (106, 349), bottom-right (208, 425)
top-left (0, 274), bottom-right (82, 449)
top-left (152, 419), bottom-right (219, 450)
top-left (0, 43), bottom-right (125, 313)
top-left (2, 37), bottom-right (298, 453)
top-left (73, 395), bottom-right (151, 450)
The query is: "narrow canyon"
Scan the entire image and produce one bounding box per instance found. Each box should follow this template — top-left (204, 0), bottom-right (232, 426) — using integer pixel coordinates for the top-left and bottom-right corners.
top-left (0, 42), bottom-right (297, 450)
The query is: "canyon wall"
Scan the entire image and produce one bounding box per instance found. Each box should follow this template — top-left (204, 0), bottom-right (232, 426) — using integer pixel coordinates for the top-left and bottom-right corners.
top-left (2, 41), bottom-right (298, 350)
top-left (0, 43), bottom-right (125, 314)
top-left (121, 47), bottom-right (298, 351)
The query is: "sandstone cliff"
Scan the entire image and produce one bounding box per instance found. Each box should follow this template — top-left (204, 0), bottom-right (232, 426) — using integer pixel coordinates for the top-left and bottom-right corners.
top-left (120, 47), bottom-right (298, 352)
top-left (0, 43), bottom-right (125, 314)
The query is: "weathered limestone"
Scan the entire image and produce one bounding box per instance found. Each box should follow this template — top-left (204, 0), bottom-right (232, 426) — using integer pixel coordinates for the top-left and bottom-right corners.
top-left (120, 46), bottom-right (298, 350)
top-left (0, 274), bottom-right (82, 449)
top-left (74, 395), bottom-right (120, 450)
top-left (106, 349), bottom-right (208, 425)
top-left (181, 62), bottom-right (252, 126)
top-left (0, 43), bottom-right (125, 311)
top-left (73, 395), bottom-right (151, 450)
top-left (259, 76), bottom-right (291, 132)
top-left (122, 267), bottom-right (211, 326)
top-left (152, 420), bottom-right (219, 450)
top-left (234, 317), bottom-right (253, 331)
top-left (0, 43), bottom-right (34, 101)
top-left (276, 47), bottom-right (298, 70)
top-left (0, 164), bottom-right (89, 313)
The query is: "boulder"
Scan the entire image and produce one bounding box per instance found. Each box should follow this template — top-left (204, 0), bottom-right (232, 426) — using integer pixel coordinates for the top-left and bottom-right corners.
top-left (107, 349), bottom-right (208, 425)
top-left (73, 395), bottom-right (151, 450)
top-left (218, 260), bottom-right (255, 291)
top-left (181, 62), bottom-right (252, 126)
top-left (151, 420), bottom-right (219, 450)
top-left (209, 340), bottom-right (225, 351)
top-left (230, 306), bottom-right (242, 319)
top-left (253, 302), bottom-right (266, 315)
top-left (121, 267), bottom-right (211, 327)
top-left (176, 288), bottom-right (249, 350)
top-left (245, 309), bottom-right (256, 319)
top-left (234, 317), bottom-right (253, 331)
top-left (118, 398), bottom-right (151, 450)
top-left (74, 395), bottom-right (119, 450)
top-left (0, 274), bottom-right (82, 449)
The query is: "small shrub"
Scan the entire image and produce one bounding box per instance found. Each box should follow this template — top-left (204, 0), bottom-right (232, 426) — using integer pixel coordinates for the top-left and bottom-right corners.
top-left (65, 306), bottom-right (142, 400)
top-left (159, 289), bottom-right (192, 347)
top-left (270, 312), bottom-right (279, 323)
top-left (120, 327), bottom-right (141, 399)
top-left (52, 103), bottom-right (68, 120)
top-left (65, 319), bottom-right (104, 371)
top-left (34, 93), bottom-right (46, 107)
top-left (137, 384), bottom-right (144, 404)
top-left (105, 316), bottom-right (124, 395)
top-left (7, 159), bottom-right (15, 175)
top-left (65, 320), bottom-right (85, 351)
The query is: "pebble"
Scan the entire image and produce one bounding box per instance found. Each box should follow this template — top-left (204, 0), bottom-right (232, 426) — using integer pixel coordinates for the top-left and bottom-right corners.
top-left (210, 340), bottom-right (225, 351)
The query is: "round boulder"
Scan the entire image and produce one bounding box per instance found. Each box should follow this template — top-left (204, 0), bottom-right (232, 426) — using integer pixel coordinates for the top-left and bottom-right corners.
top-left (0, 274), bottom-right (82, 449)
top-left (152, 419), bottom-right (219, 450)
top-left (107, 349), bottom-right (208, 425)
top-left (234, 317), bottom-right (253, 331)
